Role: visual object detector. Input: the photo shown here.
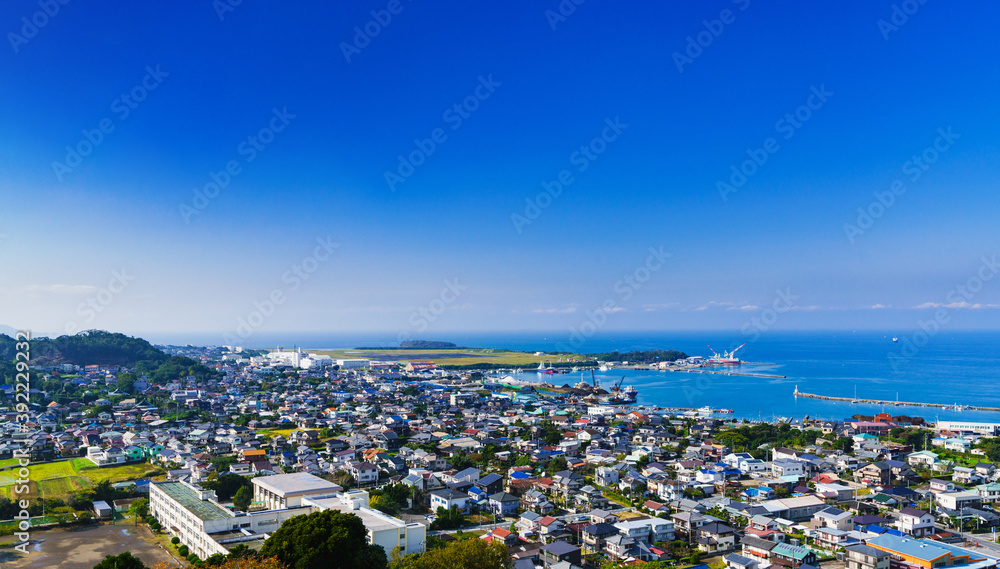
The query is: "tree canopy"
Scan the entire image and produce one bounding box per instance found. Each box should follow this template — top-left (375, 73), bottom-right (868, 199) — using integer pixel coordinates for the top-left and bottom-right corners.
top-left (391, 537), bottom-right (511, 569)
top-left (92, 552), bottom-right (148, 569)
top-left (259, 510), bottom-right (388, 569)
top-left (0, 330), bottom-right (168, 366)
top-left (588, 349), bottom-right (687, 363)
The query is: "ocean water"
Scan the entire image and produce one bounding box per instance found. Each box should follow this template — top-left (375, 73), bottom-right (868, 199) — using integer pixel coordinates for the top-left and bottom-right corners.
top-left (150, 330), bottom-right (1000, 422)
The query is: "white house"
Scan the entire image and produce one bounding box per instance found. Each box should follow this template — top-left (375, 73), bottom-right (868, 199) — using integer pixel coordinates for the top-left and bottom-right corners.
top-left (431, 489), bottom-right (470, 514)
top-left (936, 491), bottom-right (982, 511)
top-left (896, 507), bottom-right (935, 537)
top-left (976, 482), bottom-right (1000, 503)
top-left (596, 466), bottom-right (619, 487)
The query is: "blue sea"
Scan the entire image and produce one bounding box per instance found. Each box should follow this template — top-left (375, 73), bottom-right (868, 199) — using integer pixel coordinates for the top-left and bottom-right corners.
top-left (146, 330), bottom-right (1000, 423)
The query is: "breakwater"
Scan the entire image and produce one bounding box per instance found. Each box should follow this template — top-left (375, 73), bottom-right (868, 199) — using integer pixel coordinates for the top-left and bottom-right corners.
top-left (794, 389), bottom-right (1000, 412)
top-left (667, 368), bottom-right (787, 379)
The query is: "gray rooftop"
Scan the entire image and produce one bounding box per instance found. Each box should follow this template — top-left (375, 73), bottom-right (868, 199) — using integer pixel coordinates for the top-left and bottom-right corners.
top-left (252, 472), bottom-right (342, 497)
top-left (156, 481), bottom-right (232, 522)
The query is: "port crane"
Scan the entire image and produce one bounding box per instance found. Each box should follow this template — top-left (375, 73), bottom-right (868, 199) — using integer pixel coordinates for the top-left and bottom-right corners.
top-left (707, 343), bottom-right (746, 364)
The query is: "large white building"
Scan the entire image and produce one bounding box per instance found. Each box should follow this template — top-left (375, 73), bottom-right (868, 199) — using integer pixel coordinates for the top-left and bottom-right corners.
top-left (303, 491), bottom-right (426, 557)
top-left (252, 472), bottom-right (343, 510)
top-left (937, 421), bottom-right (1000, 436)
top-left (150, 474), bottom-right (425, 561)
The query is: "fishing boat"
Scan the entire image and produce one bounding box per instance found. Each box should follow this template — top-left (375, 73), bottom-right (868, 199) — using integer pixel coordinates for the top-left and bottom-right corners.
top-left (536, 362), bottom-right (555, 374)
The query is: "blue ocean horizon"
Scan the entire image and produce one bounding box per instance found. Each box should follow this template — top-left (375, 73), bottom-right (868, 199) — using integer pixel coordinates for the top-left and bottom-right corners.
top-left (142, 329), bottom-right (1000, 423)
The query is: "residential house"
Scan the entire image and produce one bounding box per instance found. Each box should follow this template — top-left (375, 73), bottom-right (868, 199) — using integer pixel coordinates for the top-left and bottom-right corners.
top-left (540, 541), bottom-right (581, 568)
top-left (347, 462), bottom-right (379, 486)
top-left (976, 482), bottom-right (1000, 504)
top-left (845, 544), bottom-right (891, 569)
top-left (741, 535), bottom-right (778, 563)
top-left (856, 462), bottom-right (892, 486)
top-left (489, 492), bottom-right (520, 517)
top-left (695, 522), bottom-right (736, 553)
top-left (430, 489), bottom-right (470, 514)
top-left (896, 507), bottom-right (935, 537)
top-left (814, 507), bottom-right (854, 531)
top-left (582, 523), bottom-right (619, 554)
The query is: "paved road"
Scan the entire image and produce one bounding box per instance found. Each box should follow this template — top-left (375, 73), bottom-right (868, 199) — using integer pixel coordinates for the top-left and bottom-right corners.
top-left (934, 524), bottom-right (1000, 552)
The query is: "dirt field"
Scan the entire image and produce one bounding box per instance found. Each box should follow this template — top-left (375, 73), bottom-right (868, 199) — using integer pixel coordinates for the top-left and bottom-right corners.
top-left (0, 523), bottom-right (182, 568)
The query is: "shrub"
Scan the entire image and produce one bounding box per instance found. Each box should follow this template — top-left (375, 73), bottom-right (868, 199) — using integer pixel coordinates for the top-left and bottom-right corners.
top-left (171, 537), bottom-right (180, 545)
top-left (178, 545), bottom-right (189, 557)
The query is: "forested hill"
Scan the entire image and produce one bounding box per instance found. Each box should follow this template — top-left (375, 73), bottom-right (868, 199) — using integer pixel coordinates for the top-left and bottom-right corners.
top-left (0, 330), bottom-right (168, 366)
top-left (588, 349), bottom-right (688, 363)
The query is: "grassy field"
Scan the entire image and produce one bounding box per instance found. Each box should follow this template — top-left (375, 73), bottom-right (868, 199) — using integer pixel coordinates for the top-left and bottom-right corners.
top-left (308, 347), bottom-right (590, 366)
top-left (263, 427), bottom-right (300, 438)
top-left (0, 458), bottom-right (158, 501)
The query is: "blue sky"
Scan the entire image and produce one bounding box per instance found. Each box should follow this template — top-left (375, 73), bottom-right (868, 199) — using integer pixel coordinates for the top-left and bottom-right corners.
top-left (1, 0), bottom-right (999, 343)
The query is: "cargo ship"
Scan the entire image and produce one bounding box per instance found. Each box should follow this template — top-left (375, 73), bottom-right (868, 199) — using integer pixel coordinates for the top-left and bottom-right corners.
top-left (706, 343), bottom-right (745, 365)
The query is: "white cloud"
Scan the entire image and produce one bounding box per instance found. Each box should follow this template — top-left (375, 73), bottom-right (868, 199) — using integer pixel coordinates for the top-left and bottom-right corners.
top-left (641, 303), bottom-right (680, 312)
top-left (21, 284), bottom-right (99, 295)
top-left (869, 303), bottom-right (890, 309)
top-left (914, 301), bottom-right (1000, 310)
top-left (531, 305), bottom-right (578, 314)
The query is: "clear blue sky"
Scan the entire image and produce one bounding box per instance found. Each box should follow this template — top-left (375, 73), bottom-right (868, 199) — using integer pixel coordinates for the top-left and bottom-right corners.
top-left (1, 1), bottom-right (999, 342)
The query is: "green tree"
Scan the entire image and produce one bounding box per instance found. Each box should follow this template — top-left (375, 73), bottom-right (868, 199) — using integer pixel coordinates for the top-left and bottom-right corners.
top-left (260, 510), bottom-right (388, 569)
top-left (233, 486), bottom-right (252, 512)
top-left (429, 506), bottom-right (465, 530)
top-left (203, 473), bottom-right (252, 502)
top-left (117, 373), bottom-right (137, 394)
top-left (93, 552), bottom-right (148, 569)
top-left (392, 537), bottom-right (511, 569)
top-left (128, 498), bottom-right (149, 519)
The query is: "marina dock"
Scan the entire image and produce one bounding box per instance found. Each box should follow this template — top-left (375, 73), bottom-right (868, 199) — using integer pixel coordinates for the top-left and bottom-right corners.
top-left (794, 388), bottom-right (1000, 412)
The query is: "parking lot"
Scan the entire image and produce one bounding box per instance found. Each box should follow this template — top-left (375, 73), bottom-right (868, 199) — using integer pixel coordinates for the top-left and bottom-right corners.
top-left (0, 523), bottom-right (180, 569)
